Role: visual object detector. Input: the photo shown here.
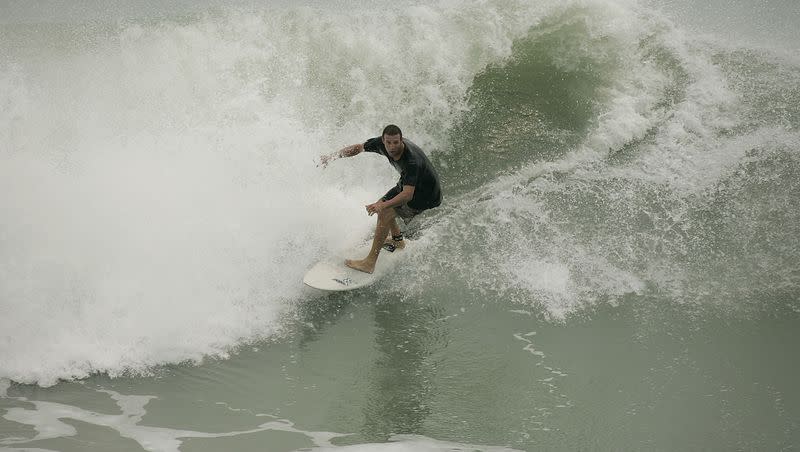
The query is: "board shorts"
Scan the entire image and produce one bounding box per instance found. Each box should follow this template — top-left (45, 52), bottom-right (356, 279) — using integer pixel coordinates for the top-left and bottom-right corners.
top-left (393, 203), bottom-right (424, 222)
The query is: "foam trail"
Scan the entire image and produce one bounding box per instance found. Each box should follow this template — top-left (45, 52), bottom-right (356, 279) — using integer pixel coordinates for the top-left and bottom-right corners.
top-left (310, 435), bottom-right (522, 451)
top-left (1, 388), bottom-right (520, 452)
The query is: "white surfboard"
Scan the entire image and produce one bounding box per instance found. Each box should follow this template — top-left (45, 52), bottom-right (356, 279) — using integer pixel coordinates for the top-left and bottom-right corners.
top-left (303, 241), bottom-right (409, 291)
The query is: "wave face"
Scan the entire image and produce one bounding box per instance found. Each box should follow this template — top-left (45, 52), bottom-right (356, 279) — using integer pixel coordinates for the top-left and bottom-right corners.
top-left (2, 0), bottom-right (799, 385)
top-left (434, 1), bottom-right (800, 318)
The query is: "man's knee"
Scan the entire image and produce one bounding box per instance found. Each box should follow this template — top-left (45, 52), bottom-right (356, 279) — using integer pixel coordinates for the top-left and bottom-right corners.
top-left (378, 206), bottom-right (397, 222)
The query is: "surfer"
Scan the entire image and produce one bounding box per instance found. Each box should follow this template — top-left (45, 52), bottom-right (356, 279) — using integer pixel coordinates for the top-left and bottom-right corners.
top-left (320, 125), bottom-right (442, 273)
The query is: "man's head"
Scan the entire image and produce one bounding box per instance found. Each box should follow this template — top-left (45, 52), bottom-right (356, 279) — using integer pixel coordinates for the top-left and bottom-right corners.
top-left (382, 124), bottom-right (402, 138)
top-left (381, 124), bottom-right (404, 160)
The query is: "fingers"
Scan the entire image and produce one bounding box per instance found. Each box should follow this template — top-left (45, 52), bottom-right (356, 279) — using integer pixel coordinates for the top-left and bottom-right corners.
top-left (366, 202), bottom-right (386, 216)
top-left (317, 154), bottom-right (334, 168)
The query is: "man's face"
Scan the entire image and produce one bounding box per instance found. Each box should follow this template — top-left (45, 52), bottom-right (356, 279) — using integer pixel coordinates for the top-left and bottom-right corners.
top-left (382, 134), bottom-right (404, 160)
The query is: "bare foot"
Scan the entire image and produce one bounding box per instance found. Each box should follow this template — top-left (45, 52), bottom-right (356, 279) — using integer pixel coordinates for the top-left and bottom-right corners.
top-left (345, 258), bottom-right (376, 274)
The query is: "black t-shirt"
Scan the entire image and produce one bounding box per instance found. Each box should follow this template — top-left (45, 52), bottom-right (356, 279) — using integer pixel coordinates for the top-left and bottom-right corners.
top-left (363, 137), bottom-right (442, 210)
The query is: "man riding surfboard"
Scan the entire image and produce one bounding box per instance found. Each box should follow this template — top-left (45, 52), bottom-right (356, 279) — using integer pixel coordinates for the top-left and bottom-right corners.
top-left (320, 125), bottom-right (442, 273)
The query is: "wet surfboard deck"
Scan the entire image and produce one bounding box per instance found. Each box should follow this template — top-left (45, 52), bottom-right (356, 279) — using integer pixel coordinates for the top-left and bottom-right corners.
top-left (302, 241), bottom-right (409, 291)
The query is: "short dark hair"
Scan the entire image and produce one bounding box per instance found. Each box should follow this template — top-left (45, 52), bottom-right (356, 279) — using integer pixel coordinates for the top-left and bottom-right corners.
top-left (382, 124), bottom-right (402, 138)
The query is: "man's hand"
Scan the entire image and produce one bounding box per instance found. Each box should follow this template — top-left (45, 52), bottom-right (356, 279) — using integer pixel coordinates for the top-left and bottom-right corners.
top-left (318, 154), bottom-right (334, 168)
top-left (365, 201), bottom-right (385, 216)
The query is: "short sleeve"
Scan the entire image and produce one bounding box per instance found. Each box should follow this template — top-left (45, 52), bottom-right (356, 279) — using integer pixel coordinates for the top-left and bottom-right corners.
top-left (401, 159), bottom-right (419, 186)
top-left (363, 137), bottom-right (382, 154)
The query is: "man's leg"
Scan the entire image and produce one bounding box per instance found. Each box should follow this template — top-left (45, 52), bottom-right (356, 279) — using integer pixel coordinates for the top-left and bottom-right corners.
top-left (383, 216), bottom-right (406, 250)
top-left (389, 219), bottom-right (401, 238)
top-left (346, 207), bottom-right (398, 274)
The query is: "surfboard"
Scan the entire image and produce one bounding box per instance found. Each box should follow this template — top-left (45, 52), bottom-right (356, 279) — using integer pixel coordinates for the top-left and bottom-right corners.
top-left (303, 241), bottom-right (409, 291)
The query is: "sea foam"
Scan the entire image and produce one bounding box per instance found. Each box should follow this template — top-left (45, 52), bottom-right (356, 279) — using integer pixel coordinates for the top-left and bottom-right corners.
top-left (0, 0), bottom-right (543, 385)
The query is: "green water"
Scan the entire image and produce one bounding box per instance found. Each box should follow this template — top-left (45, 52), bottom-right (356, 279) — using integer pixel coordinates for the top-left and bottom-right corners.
top-left (3, 292), bottom-right (799, 450)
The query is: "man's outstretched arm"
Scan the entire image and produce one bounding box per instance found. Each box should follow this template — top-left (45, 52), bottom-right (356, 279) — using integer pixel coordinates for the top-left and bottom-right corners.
top-left (320, 143), bottom-right (364, 167)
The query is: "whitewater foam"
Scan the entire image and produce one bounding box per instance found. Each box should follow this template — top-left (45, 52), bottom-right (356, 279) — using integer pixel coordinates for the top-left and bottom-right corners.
top-left (0, 0), bottom-right (549, 385)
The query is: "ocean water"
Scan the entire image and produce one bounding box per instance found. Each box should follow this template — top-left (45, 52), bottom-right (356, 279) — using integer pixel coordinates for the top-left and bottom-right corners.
top-left (1, 0), bottom-right (799, 450)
